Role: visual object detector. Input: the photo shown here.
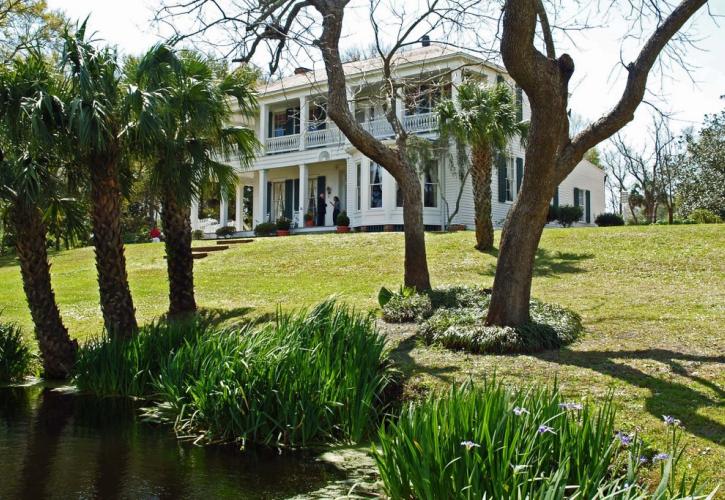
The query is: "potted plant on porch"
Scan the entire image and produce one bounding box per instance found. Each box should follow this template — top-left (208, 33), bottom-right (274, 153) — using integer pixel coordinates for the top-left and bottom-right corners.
top-left (336, 211), bottom-right (351, 233)
top-left (276, 216), bottom-right (292, 236)
top-left (303, 211), bottom-right (314, 227)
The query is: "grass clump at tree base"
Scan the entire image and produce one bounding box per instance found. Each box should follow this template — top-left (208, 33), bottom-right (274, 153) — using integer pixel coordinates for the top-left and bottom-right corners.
top-left (0, 320), bottom-right (35, 382)
top-left (373, 380), bottom-right (708, 499)
top-left (381, 285), bottom-right (583, 354)
top-left (74, 299), bottom-right (395, 448)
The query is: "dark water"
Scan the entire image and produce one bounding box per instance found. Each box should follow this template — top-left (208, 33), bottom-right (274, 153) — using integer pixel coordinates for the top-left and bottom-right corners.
top-left (0, 385), bottom-right (343, 499)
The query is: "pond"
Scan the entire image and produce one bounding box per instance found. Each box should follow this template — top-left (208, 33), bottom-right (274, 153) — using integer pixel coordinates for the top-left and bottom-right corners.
top-left (0, 384), bottom-right (345, 499)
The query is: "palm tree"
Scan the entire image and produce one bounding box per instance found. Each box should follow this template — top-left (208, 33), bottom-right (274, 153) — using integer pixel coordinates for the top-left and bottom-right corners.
top-left (437, 82), bottom-right (526, 251)
top-left (128, 45), bottom-right (258, 318)
top-left (0, 53), bottom-right (78, 378)
top-left (60, 21), bottom-right (138, 338)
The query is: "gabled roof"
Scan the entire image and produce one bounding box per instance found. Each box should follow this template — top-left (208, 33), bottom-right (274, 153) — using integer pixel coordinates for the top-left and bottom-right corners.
top-left (257, 44), bottom-right (505, 97)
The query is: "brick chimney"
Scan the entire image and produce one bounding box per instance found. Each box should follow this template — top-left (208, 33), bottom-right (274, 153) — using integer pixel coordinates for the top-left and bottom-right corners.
top-left (294, 67), bottom-right (312, 75)
top-left (421, 35), bottom-right (431, 47)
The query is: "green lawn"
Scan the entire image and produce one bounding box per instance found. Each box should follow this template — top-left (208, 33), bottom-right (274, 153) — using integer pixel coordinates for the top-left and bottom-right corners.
top-left (1, 224), bottom-right (723, 484)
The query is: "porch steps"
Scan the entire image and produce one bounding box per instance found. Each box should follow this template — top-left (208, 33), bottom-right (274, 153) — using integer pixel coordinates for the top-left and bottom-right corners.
top-left (164, 253), bottom-right (208, 260)
top-left (192, 245), bottom-right (229, 252)
top-left (216, 239), bottom-right (254, 245)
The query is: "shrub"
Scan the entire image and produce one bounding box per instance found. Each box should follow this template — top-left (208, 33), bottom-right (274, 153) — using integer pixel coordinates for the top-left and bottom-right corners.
top-left (374, 381), bottom-right (705, 500)
top-left (192, 229), bottom-right (204, 240)
top-left (276, 216), bottom-right (292, 230)
top-left (381, 290), bottom-right (433, 323)
top-left (546, 204), bottom-right (559, 223)
top-left (74, 318), bottom-right (206, 396)
top-left (336, 211), bottom-right (350, 226)
top-left (152, 300), bottom-right (393, 447)
top-left (556, 205), bottom-right (584, 227)
top-left (687, 208), bottom-right (722, 224)
top-left (253, 221), bottom-right (277, 236)
top-left (595, 212), bottom-right (625, 226)
top-left (215, 225), bottom-right (236, 238)
top-left (0, 321), bottom-right (34, 382)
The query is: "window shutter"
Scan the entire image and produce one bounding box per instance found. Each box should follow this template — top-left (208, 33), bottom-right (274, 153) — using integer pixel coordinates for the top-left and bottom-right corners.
top-left (573, 187), bottom-right (580, 207)
top-left (293, 178), bottom-right (300, 210)
top-left (267, 111), bottom-right (273, 138)
top-left (317, 176), bottom-right (326, 204)
top-left (516, 157), bottom-right (524, 193)
top-left (585, 190), bottom-right (591, 223)
top-left (266, 181), bottom-right (272, 218)
top-left (553, 186), bottom-right (559, 208)
top-left (515, 85), bottom-right (523, 122)
top-left (497, 154), bottom-right (507, 203)
top-left (284, 179), bottom-right (294, 219)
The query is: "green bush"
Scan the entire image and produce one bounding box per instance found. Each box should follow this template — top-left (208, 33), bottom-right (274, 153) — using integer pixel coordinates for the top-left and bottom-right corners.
top-left (192, 229), bottom-right (204, 240)
top-left (254, 221), bottom-right (277, 236)
top-left (336, 211), bottom-right (350, 226)
top-left (420, 298), bottom-right (582, 354)
top-left (276, 216), bottom-right (292, 230)
top-left (687, 208), bottom-right (722, 224)
top-left (0, 321), bottom-right (34, 382)
top-left (595, 212), bottom-right (625, 226)
top-left (215, 225), bottom-right (236, 237)
top-left (546, 204), bottom-right (559, 223)
top-left (374, 381), bottom-right (705, 499)
top-left (152, 300), bottom-right (393, 447)
top-left (382, 292), bottom-right (433, 323)
top-left (556, 205), bottom-right (584, 227)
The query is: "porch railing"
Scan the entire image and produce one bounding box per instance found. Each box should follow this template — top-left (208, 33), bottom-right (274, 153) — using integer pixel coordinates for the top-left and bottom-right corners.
top-left (265, 133), bottom-right (300, 154)
top-left (305, 126), bottom-right (345, 148)
top-left (262, 112), bottom-right (438, 155)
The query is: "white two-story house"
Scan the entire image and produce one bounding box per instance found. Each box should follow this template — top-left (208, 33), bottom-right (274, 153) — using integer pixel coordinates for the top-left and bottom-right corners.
top-left (190, 43), bottom-right (605, 234)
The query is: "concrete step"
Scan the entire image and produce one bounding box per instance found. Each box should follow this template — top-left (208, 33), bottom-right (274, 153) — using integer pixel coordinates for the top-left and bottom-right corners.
top-left (192, 246), bottom-right (228, 252)
top-left (216, 239), bottom-right (254, 245)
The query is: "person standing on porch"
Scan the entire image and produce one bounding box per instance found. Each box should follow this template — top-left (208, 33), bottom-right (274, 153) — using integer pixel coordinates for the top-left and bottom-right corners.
top-left (331, 196), bottom-right (341, 224)
top-left (316, 192), bottom-right (327, 226)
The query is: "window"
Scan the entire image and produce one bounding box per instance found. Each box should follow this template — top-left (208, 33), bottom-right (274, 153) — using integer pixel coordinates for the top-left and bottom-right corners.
top-left (577, 188), bottom-right (586, 220)
top-left (505, 159), bottom-right (515, 202)
top-left (423, 162), bottom-right (439, 208)
top-left (269, 107), bottom-right (300, 137)
top-left (355, 161), bottom-right (362, 211)
top-left (369, 162), bottom-right (383, 208)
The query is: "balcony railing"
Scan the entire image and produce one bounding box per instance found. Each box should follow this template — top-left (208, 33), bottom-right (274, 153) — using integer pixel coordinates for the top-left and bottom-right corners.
top-left (263, 112), bottom-right (438, 155)
top-left (265, 133), bottom-right (300, 154)
top-left (305, 126), bottom-right (345, 148)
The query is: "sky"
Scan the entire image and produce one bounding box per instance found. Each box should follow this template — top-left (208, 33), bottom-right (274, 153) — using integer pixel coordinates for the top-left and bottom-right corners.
top-left (48, 0), bottom-right (725, 145)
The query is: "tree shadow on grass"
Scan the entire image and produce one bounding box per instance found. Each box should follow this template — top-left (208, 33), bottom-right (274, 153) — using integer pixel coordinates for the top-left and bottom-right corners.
top-left (479, 247), bottom-right (594, 277)
top-left (390, 334), bottom-right (460, 385)
top-left (197, 306), bottom-right (255, 328)
top-left (536, 348), bottom-right (725, 445)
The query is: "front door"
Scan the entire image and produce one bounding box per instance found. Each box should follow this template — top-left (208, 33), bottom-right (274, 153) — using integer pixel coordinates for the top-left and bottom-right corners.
top-left (271, 181), bottom-right (285, 221)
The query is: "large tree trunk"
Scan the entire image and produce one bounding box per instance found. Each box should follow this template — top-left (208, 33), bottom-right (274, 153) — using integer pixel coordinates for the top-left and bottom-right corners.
top-left (161, 188), bottom-right (197, 318)
top-left (11, 204), bottom-right (77, 379)
top-left (399, 168), bottom-right (432, 291)
top-left (470, 144), bottom-right (494, 251)
top-left (89, 156), bottom-right (138, 339)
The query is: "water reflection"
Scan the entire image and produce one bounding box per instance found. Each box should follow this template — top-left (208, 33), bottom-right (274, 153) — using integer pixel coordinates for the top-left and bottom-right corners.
top-left (0, 386), bottom-right (343, 499)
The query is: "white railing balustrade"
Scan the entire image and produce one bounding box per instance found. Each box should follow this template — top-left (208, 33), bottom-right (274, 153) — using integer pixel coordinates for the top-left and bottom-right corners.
top-left (362, 118), bottom-right (395, 139)
top-left (403, 112), bottom-right (438, 134)
top-left (265, 134), bottom-right (300, 154)
top-left (305, 126), bottom-right (345, 148)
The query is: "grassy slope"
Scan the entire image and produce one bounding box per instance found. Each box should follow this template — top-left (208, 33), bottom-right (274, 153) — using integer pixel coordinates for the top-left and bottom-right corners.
top-left (0, 225), bottom-right (723, 483)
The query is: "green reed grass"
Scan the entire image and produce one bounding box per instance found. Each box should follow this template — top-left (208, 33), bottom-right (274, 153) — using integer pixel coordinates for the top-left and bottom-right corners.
top-left (373, 380), bottom-right (708, 499)
top-left (0, 320), bottom-right (34, 382)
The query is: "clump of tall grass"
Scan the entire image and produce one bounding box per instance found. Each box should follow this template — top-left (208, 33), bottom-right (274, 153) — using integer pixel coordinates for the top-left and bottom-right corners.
top-left (74, 318), bottom-right (209, 396)
top-left (0, 320), bottom-right (35, 382)
top-left (153, 299), bottom-right (393, 447)
top-left (373, 381), bottom-right (707, 499)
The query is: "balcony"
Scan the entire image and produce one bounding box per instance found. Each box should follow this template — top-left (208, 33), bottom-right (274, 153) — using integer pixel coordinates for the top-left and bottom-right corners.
top-left (263, 112), bottom-right (439, 155)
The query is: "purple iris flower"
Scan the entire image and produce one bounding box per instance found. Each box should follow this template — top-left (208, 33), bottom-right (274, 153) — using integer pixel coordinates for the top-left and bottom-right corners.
top-left (513, 406), bottom-right (530, 416)
top-left (559, 402), bottom-right (583, 411)
top-left (537, 424), bottom-right (555, 434)
top-left (653, 453), bottom-right (670, 462)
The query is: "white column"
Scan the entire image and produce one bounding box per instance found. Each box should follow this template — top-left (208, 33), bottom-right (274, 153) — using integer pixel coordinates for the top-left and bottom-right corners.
top-left (190, 196), bottom-right (199, 230)
top-left (257, 169), bottom-right (268, 225)
top-left (347, 86), bottom-right (356, 116)
top-left (395, 93), bottom-right (404, 125)
top-left (219, 188), bottom-right (228, 227)
top-left (235, 182), bottom-right (243, 231)
top-left (298, 163), bottom-right (308, 227)
top-left (299, 95), bottom-right (307, 151)
top-left (259, 102), bottom-right (268, 154)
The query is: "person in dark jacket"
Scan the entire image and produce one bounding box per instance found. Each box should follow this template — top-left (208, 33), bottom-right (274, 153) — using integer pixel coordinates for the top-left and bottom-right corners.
top-left (316, 192), bottom-right (326, 226)
top-left (331, 196), bottom-right (341, 224)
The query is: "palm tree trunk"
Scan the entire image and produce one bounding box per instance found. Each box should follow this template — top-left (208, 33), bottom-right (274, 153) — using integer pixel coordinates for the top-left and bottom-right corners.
top-left (161, 188), bottom-right (197, 318)
top-left (10, 204), bottom-right (77, 379)
top-left (470, 144), bottom-right (495, 251)
top-left (89, 156), bottom-right (137, 338)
